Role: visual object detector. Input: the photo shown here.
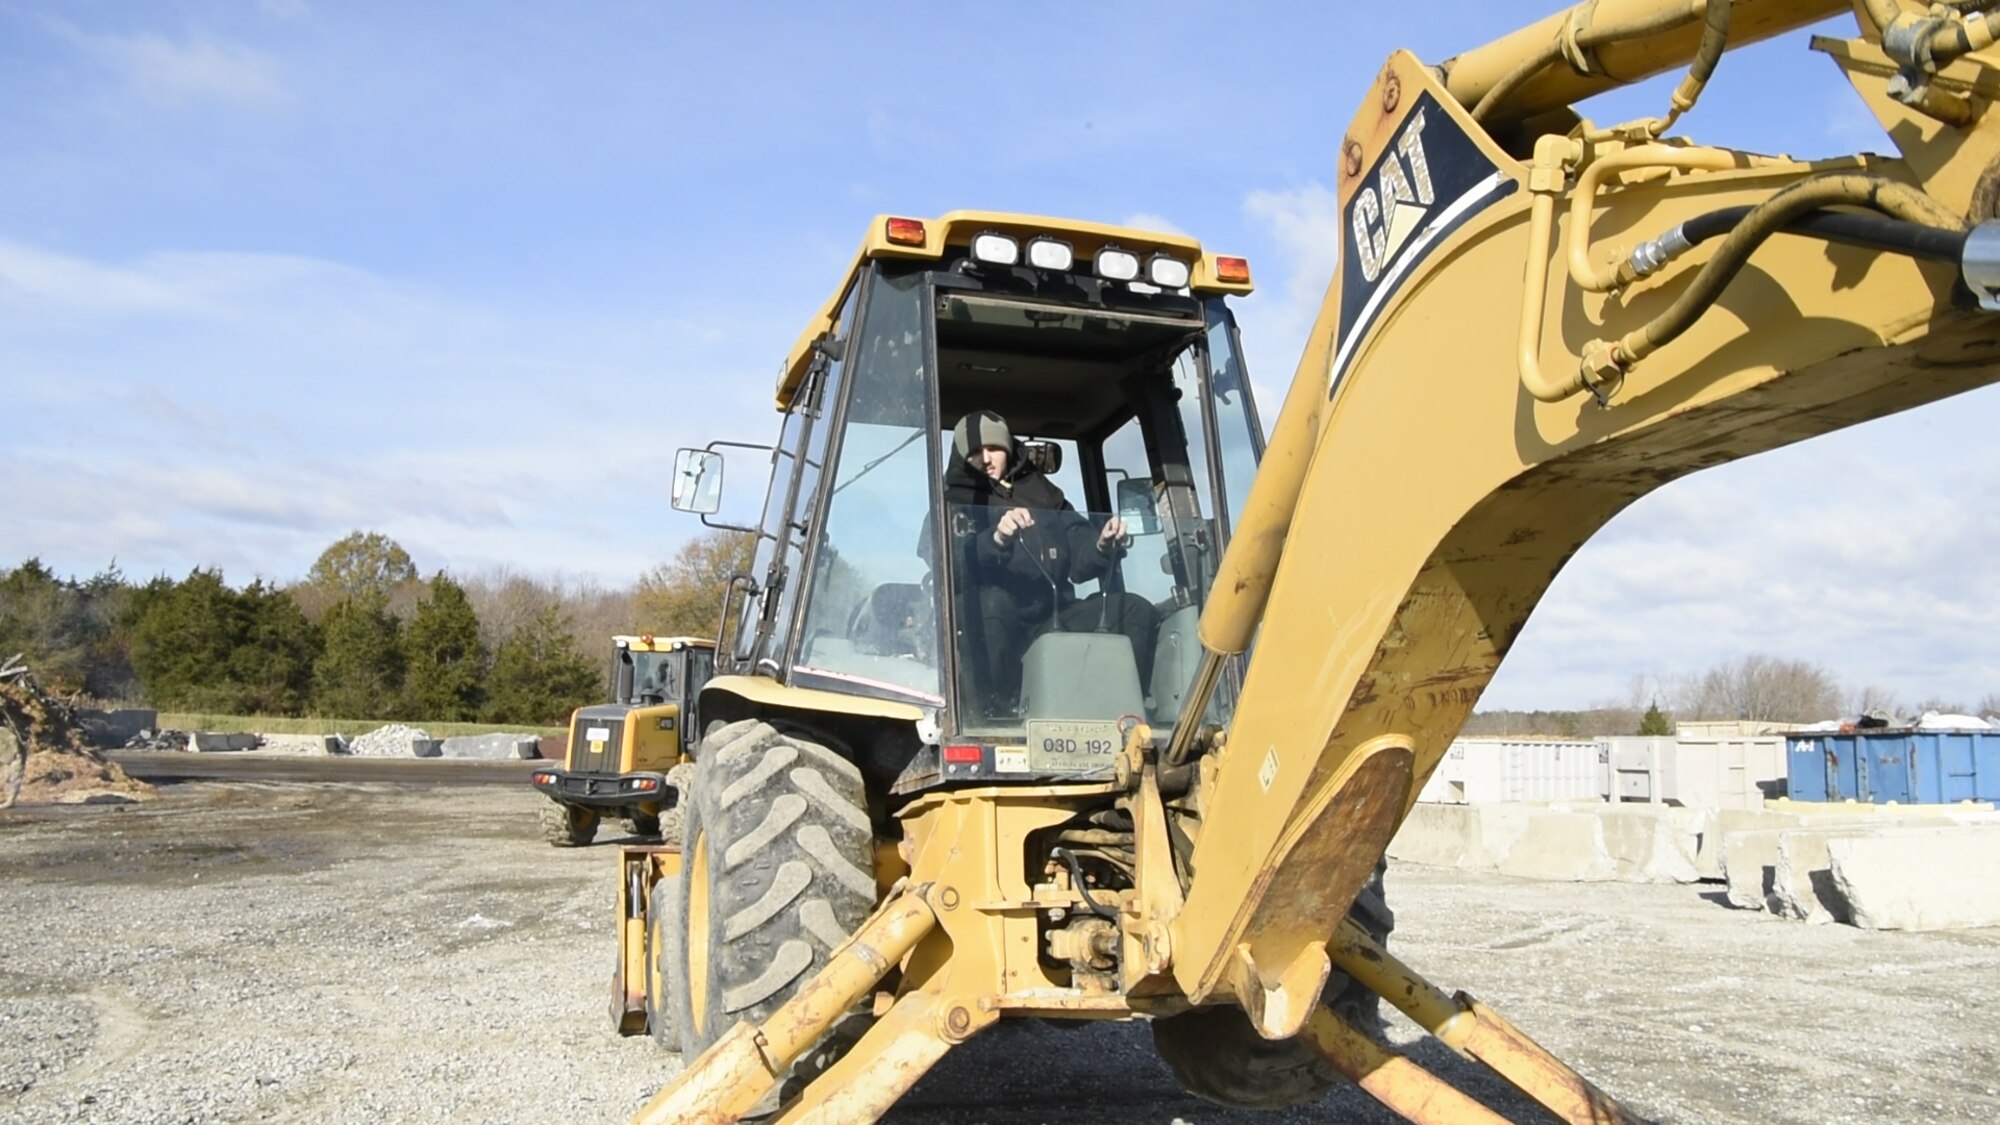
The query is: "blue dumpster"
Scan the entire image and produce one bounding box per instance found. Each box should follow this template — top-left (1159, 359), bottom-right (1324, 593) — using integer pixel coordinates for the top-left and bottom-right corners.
top-left (1787, 730), bottom-right (2000, 804)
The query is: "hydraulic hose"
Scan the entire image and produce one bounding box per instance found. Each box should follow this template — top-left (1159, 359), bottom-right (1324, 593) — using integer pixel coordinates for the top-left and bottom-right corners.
top-left (1860, 0), bottom-right (2000, 71)
top-left (1672, 204), bottom-right (1970, 263)
top-left (1653, 0), bottom-right (1732, 135)
top-left (1594, 174), bottom-right (1969, 371)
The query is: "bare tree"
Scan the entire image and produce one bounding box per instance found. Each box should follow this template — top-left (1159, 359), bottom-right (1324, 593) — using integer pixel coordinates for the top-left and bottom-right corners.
top-left (1912, 695), bottom-right (1972, 717)
top-left (1676, 654), bottom-right (1843, 723)
top-left (635, 532), bottom-right (756, 644)
top-left (1851, 684), bottom-right (1900, 718)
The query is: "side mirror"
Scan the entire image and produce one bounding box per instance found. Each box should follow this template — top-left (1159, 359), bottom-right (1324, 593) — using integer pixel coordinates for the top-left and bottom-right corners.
top-left (672, 448), bottom-right (724, 514)
top-left (1019, 439), bottom-right (1063, 477)
top-left (1115, 477), bottom-right (1161, 536)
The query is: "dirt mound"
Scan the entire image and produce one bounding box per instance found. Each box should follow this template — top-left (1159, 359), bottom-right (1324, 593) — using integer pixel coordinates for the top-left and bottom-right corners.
top-left (0, 655), bottom-right (154, 808)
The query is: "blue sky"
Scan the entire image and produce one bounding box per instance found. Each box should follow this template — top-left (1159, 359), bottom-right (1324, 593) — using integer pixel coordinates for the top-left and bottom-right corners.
top-left (4, 1), bottom-right (1997, 712)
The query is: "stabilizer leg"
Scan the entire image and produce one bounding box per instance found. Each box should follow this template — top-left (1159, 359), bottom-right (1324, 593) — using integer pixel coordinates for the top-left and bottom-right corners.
top-left (1302, 1007), bottom-right (1511, 1124)
top-left (771, 989), bottom-right (970, 1124)
top-left (1330, 918), bottom-right (1638, 1125)
top-left (630, 888), bottom-right (938, 1125)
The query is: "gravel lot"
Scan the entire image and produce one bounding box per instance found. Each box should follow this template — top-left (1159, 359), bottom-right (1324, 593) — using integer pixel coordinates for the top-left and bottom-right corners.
top-left (3, 769), bottom-right (1997, 1124)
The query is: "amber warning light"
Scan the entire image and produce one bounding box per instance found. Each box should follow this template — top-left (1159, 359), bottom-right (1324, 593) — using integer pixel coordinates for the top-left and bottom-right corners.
top-left (885, 217), bottom-right (927, 245)
top-left (1215, 256), bottom-right (1251, 284)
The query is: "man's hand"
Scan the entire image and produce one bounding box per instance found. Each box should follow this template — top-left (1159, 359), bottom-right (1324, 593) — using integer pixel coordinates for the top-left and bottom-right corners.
top-left (1097, 516), bottom-right (1130, 554)
top-left (995, 507), bottom-right (1035, 545)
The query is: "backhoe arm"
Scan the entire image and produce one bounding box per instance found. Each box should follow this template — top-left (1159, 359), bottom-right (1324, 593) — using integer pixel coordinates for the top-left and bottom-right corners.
top-left (1172, 0), bottom-right (2000, 1014)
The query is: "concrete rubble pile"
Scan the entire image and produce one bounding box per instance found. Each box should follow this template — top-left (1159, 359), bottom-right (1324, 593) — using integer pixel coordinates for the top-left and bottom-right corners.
top-left (0, 654), bottom-right (153, 808)
top-left (344, 723), bottom-right (442, 758)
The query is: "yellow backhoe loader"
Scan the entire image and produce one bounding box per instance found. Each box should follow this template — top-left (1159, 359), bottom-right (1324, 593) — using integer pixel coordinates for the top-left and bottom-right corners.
top-left (618, 1), bottom-right (2000, 1119)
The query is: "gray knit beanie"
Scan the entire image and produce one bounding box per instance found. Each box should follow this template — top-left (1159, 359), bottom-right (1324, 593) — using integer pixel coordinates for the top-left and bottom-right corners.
top-left (952, 410), bottom-right (1012, 461)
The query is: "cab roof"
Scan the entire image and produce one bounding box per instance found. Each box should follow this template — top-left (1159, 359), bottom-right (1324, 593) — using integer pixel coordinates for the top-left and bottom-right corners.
top-left (613, 635), bottom-right (715, 653)
top-left (775, 210), bottom-right (1253, 410)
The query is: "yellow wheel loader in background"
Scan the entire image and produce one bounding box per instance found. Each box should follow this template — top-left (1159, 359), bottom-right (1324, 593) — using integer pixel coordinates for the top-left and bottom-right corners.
top-left (531, 634), bottom-right (714, 848)
top-left (620, 1), bottom-right (2000, 1119)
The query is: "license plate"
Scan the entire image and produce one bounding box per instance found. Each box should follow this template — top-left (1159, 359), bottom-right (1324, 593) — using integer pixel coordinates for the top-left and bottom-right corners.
top-left (1026, 720), bottom-right (1121, 774)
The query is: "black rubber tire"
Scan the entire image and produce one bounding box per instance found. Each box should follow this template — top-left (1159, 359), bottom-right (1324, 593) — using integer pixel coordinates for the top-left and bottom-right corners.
top-left (538, 800), bottom-right (599, 847)
top-left (657, 762), bottom-right (695, 849)
top-left (645, 874), bottom-right (683, 1052)
top-left (671, 720), bottom-right (876, 1081)
top-left (624, 811), bottom-right (662, 839)
top-left (1151, 862), bottom-right (1394, 1110)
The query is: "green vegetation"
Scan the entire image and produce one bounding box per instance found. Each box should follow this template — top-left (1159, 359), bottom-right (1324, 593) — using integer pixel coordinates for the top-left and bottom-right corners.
top-left (1638, 701), bottom-right (1672, 736)
top-left (0, 529), bottom-right (750, 729)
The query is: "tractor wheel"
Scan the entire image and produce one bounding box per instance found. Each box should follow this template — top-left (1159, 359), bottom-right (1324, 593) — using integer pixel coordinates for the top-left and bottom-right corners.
top-left (670, 720), bottom-right (876, 1097)
top-left (657, 762), bottom-right (695, 849)
top-left (1151, 862), bottom-right (1394, 1110)
top-left (623, 811), bottom-right (662, 839)
top-left (645, 874), bottom-right (683, 1051)
top-left (538, 800), bottom-right (599, 847)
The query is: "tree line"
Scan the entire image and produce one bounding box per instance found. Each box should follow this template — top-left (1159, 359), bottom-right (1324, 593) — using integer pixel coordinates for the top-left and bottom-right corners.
top-left (0, 530), bottom-right (754, 726)
top-left (1466, 654), bottom-right (2000, 739)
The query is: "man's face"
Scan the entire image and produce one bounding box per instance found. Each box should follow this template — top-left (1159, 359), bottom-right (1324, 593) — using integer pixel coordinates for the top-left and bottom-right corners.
top-left (973, 444), bottom-right (1009, 481)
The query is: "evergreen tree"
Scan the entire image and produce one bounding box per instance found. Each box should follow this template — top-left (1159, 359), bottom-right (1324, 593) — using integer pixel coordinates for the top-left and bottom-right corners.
top-left (484, 605), bottom-right (597, 725)
top-left (402, 573), bottom-right (488, 722)
top-left (1637, 700), bottom-right (1672, 737)
top-left (312, 592), bottom-right (405, 719)
top-left (127, 569), bottom-right (248, 711)
top-left (227, 582), bottom-right (321, 716)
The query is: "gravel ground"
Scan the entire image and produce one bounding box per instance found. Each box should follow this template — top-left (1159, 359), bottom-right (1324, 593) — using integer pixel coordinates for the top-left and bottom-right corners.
top-left (2, 773), bottom-right (1997, 1125)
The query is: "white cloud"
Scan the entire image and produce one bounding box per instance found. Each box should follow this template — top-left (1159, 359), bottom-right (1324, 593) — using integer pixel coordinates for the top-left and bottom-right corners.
top-left (1485, 408), bottom-right (2000, 711)
top-left (0, 240), bottom-right (206, 314)
top-left (1233, 182), bottom-right (1342, 409)
top-left (0, 238), bottom-right (777, 588)
top-left (48, 20), bottom-right (287, 109)
top-left (1122, 212), bottom-right (1187, 237)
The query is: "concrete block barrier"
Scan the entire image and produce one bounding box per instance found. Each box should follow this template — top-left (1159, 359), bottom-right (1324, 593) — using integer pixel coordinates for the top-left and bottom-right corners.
top-left (190, 731), bottom-right (259, 752)
top-left (1830, 826), bottom-right (2000, 931)
top-left (438, 733), bottom-right (542, 760)
top-left (1389, 802), bottom-right (1703, 884)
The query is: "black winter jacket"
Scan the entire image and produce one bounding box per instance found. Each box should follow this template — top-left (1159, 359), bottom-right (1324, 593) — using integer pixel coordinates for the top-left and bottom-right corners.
top-left (943, 451), bottom-right (1113, 625)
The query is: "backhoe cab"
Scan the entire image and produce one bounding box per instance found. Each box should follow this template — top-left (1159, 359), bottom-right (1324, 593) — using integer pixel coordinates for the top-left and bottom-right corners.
top-left (530, 634), bottom-right (714, 847)
top-left (673, 211), bottom-right (1265, 785)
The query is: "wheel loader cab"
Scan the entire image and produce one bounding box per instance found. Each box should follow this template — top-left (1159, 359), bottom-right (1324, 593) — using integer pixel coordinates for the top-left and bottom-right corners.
top-left (681, 213), bottom-right (1264, 791)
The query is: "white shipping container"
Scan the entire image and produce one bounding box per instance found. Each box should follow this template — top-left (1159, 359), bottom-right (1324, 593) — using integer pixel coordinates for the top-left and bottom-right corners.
top-left (1415, 738), bottom-right (1602, 804)
top-left (1597, 735), bottom-right (1787, 810)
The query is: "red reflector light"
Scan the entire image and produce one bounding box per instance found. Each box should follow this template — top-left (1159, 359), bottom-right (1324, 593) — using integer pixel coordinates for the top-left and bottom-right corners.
top-left (532, 773), bottom-right (552, 784)
top-left (635, 778), bottom-right (658, 791)
top-left (1215, 256), bottom-right (1251, 284)
top-left (942, 744), bottom-right (982, 763)
top-left (885, 217), bottom-right (927, 245)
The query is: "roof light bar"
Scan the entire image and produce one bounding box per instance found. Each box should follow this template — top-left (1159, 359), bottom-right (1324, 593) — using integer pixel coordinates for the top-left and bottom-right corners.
top-left (1026, 237), bottom-right (1074, 271)
top-left (1095, 246), bottom-right (1140, 282)
top-left (1147, 254), bottom-right (1191, 289)
top-left (970, 232), bottom-right (1020, 266)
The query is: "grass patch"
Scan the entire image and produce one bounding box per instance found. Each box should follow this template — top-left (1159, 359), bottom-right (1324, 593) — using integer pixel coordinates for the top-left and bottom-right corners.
top-left (156, 713), bottom-right (565, 739)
